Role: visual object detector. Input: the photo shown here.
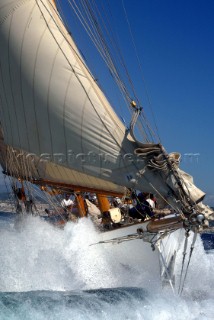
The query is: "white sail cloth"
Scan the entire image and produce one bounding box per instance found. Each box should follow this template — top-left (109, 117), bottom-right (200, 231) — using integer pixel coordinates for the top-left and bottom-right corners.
top-left (0, 0), bottom-right (136, 183)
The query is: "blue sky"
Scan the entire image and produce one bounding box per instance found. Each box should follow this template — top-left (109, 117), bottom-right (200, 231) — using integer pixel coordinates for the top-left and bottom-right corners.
top-left (55, 0), bottom-right (214, 196)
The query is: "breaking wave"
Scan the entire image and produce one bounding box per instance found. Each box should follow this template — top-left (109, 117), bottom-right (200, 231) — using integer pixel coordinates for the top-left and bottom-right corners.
top-left (0, 214), bottom-right (213, 319)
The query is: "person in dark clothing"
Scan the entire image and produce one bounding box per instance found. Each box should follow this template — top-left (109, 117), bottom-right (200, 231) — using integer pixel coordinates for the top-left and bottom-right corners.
top-left (129, 192), bottom-right (154, 220)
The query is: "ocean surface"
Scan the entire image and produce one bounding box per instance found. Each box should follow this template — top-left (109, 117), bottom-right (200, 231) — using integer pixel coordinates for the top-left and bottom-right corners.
top-left (0, 210), bottom-right (214, 320)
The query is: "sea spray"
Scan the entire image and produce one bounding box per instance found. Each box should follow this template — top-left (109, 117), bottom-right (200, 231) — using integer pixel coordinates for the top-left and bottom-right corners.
top-left (174, 231), bottom-right (214, 297)
top-left (0, 216), bottom-right (159, 292)
top-left (0, 215), bottom-right (214, 319)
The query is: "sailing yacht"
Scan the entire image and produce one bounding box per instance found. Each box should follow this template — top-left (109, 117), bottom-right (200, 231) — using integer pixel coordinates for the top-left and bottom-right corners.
top-left (0, 0), bottom-right (213, 292)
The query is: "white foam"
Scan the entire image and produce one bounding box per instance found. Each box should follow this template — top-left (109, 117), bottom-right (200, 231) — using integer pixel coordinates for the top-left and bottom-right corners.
top-left (0, 216), bottom-right (159, 292)
top-left (0, 215), bottom-right (213, 301)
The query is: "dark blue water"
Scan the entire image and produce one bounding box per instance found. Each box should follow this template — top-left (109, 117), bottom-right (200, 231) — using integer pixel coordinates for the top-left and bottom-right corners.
top-left (201, 233), bottom-right (214, 251)
top-left (0, 288), bottom-right (149, 320)
top-left (1, 287), bottom-right (214, 319)
top-left (0, 211), bottom-right (213, 319)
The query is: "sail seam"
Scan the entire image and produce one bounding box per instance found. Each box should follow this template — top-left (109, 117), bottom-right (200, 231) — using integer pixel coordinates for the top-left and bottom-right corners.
top-left (80, 72), bottom-right (90, 173)
top-left (46, 38), bottom-right (65, 158)
top-left (7, 10), bottom-right (22, 149)
top-left (0, 0), bottom-right (30, 26)
top-left (31, 16), bottom-right (52, 156)
top-left (0, 63), bottom-right (10, 142)
top-left (62, 66), bottom-right (74, 167)
top-left (19, 2), bottom-right (38, 153)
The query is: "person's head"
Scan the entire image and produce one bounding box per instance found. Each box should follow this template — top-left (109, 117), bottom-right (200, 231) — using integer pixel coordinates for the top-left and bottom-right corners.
top-left (137, 192), bottom-right (145, 202)
top-left (65, 194), bottom-right (70, 199)
top-left (143, 192), bottom-right (149, 198)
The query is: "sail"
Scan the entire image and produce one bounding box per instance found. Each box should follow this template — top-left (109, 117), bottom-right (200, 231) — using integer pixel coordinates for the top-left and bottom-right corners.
top-left (0, 0), bottom-right (208, 214)
top-left (0, 0), bottom-right (133, 191)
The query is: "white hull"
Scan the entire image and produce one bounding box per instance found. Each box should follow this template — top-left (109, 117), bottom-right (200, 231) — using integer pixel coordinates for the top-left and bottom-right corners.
top-left (97, 221), bottom-right (183, 288)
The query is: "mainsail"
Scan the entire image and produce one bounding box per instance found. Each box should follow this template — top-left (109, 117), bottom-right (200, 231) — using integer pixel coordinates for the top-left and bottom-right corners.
top-left (0, 0), bottom-right (211, 221)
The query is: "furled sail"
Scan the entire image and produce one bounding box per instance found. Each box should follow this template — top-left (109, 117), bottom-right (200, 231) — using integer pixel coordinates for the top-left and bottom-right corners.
top-left (0, 0), bottom-right (209, 216)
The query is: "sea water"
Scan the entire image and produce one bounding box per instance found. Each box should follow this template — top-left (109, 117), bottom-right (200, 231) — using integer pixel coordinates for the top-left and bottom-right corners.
top-left (0, 212), bottom-right (213, 320)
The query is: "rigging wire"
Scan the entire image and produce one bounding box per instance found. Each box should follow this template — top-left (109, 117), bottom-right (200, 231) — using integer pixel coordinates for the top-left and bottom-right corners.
top-left (64, 0), bottom-right (157, 143)
top-left (67, 0), bottom-right (132, 106)
top-left (100, 0), bottom-right (152, 142)
top-left (179, 230), bottom-right (198, 295)
top-left (178, 230), bottom-right (189, 294)
top-left (84, 0), bottom-right (153, 142)
top-left (93, 0), bottom-right (139, 104)
top-left (121, 0), bottom-right (161, 142)
top-left (83, 0), bottom-right (130, 118)
top-left (94, 0), bottom-right (157, 142)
